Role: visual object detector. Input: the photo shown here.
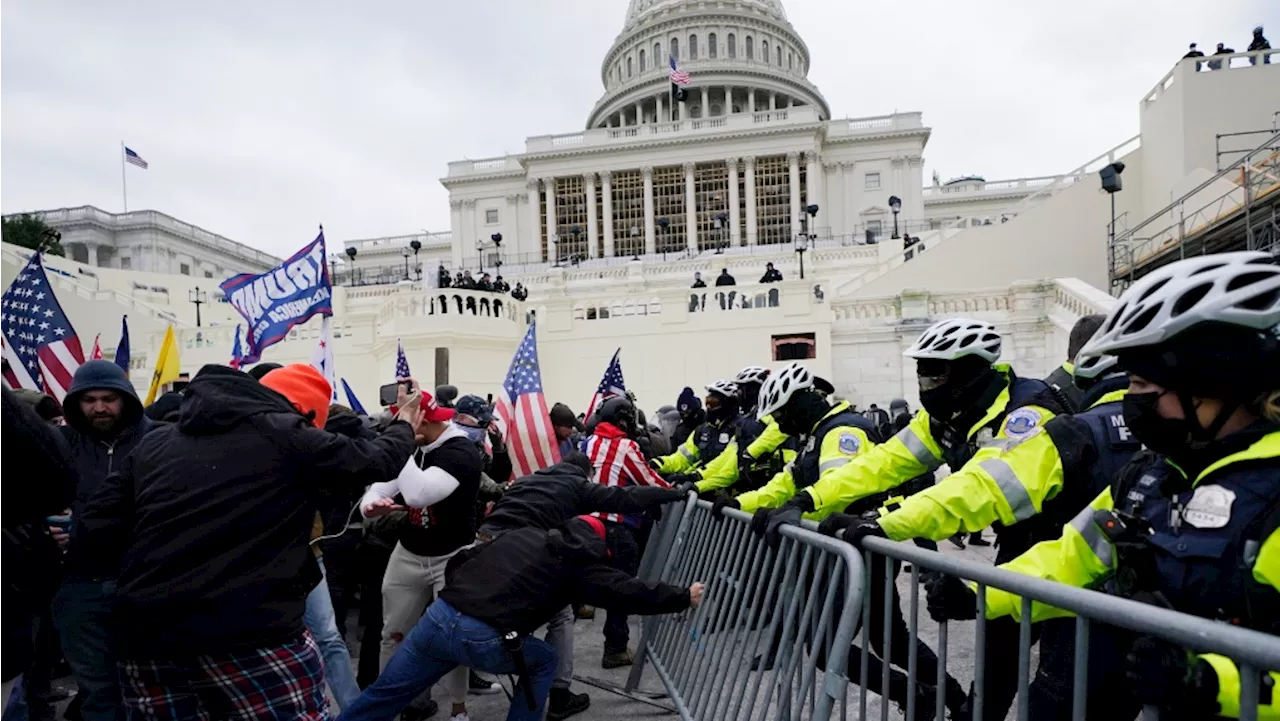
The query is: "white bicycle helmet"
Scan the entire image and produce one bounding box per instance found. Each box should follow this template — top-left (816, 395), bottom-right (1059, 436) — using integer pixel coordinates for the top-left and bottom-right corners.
top-left (903, 318), bottom-right (1003, 363)
top-left (1072, 353), bottom-right (1119, 382)
top-left (735, 366), bottom-right (771, 385)
top-left (1079, 251), bottom-right (1280, 358)
top-left (705, 379), bottom-right (740, 398)
top-left (756, 363), bottom-right (813, 419)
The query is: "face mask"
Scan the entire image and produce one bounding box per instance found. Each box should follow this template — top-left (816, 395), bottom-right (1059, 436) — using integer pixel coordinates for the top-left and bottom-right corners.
top-left (1122, 391), bottom-right (1199, 460)
top-left (919, 368), bottom-right (995, 423)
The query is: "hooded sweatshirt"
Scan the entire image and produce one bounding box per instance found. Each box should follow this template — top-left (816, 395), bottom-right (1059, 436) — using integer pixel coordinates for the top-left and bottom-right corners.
top-left (75, 364), bottom-right (416, 657)
top-left (440, 518), bottom-right (690, 635)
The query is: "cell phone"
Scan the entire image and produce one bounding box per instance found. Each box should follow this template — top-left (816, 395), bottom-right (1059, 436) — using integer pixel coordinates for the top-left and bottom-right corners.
top-left (379, 381), bottom-right (413, 407)
top-left (46, 515), bottom-right (71, 531)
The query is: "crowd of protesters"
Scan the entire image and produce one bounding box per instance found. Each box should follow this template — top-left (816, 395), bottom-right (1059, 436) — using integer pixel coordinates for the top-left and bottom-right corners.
top-left (436, 264), bottom-right (526, 302)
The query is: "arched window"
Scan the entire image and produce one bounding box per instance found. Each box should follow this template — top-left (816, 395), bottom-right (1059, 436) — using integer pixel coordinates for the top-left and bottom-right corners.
top-left (654, 43), bottom-right (662, 65)
top-left (689, 34), bottom-right (698, 59)
top-left (788, 52), bottom-right (793, 69)
top-left (626, 57), bottom-right (633, 77)
top-left (775, 45), bottom-right (782, 65)
top-left (670, 37), bottom-right (679, 61)
top-left (709, 33), bottom-right (718, 58)
top-left (761, 39), bottom-right (769, 63)
top-left (728, 33), bottom-right (737, 58)
top-left (746, 35), bottom-right (754, 59)
top-left (639, 48), bottom-right (646, 71)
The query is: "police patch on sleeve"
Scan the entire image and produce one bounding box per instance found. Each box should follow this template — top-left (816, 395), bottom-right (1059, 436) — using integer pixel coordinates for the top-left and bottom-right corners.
top-left (1001, 408), bottom-right (1043, 440)
top-left (1182, 485), bottom-right (1235, 529)
top-left (838, 432), bottom-right (861, 455)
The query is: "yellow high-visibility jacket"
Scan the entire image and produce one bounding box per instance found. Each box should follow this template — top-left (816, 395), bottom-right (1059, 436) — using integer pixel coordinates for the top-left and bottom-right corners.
top-left (695, 415), bottom-right (790, 493)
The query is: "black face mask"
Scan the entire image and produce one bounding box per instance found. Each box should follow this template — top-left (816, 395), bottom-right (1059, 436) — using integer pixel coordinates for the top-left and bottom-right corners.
top-left (919, 367), bottom-right (999, 425)
top-left (775, 390), bottom-right (829, 436)
top-left (1121, 391), bottom-right (1197, 459)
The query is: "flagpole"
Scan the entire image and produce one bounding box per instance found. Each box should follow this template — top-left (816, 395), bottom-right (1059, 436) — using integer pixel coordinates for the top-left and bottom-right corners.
top-left (120, 142), bottom-right (128, 212)
top-left (669, 58), bottom-right (675, 122)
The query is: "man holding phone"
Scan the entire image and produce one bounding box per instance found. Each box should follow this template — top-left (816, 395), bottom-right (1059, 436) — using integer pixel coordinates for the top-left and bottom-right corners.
top-left (361, 385), bottom-right (486, 721)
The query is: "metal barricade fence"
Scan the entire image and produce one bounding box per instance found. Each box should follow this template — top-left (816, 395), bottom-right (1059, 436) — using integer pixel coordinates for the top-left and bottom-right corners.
top-left (626, 495), bottom-right (867, 721)
top-left (625, 498), bottom-right (1280, 721)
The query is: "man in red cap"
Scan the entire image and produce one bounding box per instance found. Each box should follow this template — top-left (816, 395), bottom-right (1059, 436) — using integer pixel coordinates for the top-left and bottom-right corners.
top-left (360, 387), bottom-right (486, 721)
top-left (75, 363), bottom-right (420, 720)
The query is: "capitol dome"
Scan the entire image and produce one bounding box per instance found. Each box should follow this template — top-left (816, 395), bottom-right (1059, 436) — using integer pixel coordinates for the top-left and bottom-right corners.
top-left (587, 0), bottom-right (830, 129)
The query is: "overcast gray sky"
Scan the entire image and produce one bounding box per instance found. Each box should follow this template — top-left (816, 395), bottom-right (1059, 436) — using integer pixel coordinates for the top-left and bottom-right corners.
top-left (2, 0), bottom-right (1273, 256)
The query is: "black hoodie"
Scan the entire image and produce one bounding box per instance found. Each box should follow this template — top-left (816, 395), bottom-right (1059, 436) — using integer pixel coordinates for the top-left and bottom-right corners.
top-left (441, 519), bottom-right (690, 635)
top-left (76, 364), bottom-right (416, 658)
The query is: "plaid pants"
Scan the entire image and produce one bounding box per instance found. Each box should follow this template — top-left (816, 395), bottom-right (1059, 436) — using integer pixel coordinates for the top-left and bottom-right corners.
top-left (119, 632), bottom-right (328, 720)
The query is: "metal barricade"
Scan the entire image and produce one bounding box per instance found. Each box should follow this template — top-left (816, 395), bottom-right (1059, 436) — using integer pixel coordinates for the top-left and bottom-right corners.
top-left (853, 535), bottom-right (1280, 721)
top-left (626, 495), bottom-right (867, 721)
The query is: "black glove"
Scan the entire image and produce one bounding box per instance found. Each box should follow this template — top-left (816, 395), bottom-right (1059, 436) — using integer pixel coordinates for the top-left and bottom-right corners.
top-left (711, 494), bottom-right (740, 521)
top-left (816, 513), bottom-right (884, 544)
top-left (754, 497), bottom-right (811, 549)
top-left (924, 574), bottom-right (978, 622)
top-left (1125, 636), bottom-right (1218, 716)
top-left (666, 472), bottom-right (699, 489)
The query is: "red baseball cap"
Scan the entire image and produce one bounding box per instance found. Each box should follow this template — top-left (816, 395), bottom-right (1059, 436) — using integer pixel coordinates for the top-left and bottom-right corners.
top-left (419, 390), bottom-right (456, 423)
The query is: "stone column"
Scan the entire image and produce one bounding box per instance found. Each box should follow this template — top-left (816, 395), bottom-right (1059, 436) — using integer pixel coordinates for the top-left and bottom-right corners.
top-left (678, 99), bottom-right (687, 122)
top-left (524, 181), bottom-right (539, 261)
top-left (544, 179), bottom-right (558, 261)
top-left (601, 171), bottom-right (615, 257)
top-left (642, 166), bottom-right (656, 255)
top-left (658, 94), bottom-right (666, 123)
top-left (825, 163), bottom-right (843, 238)
top-left (805, 152), bottom-right (822, 224)
top-left (634, 100), bottom-right (643, 125)
top-left (769, 92), bottom-right (776, 110)
top-left (701, 87), bottom-right (709, 118)
top-left (461, 199), bottom-right (477, 268)
top-left (684, 161), bottom-right (698, 253)
top-left (726, 86), bottom-right (733, 114)
top-left (787, 151), bottom-right (802, 238)
top-left (87, 243), bottom-right (100, 267)
top-left (584, 173), bottom-right (599, 258)
top-left (748, 88), bottom-right (756, 113)
top-left (744, 157), bottom-right (758, 245)
top-left (726, 157), bottom-right (741, 246)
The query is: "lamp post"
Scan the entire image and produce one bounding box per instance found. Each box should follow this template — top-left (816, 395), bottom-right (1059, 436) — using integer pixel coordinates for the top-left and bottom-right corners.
top-left (401, 249), bottom-right (411, 280)
top-left (490, 233), bottom-right (503, 280)
top-left (630, 225), bottom-right (641, 261)
top-left (714, 211), bottom-right (729, 254)
top-left (188, 286), bottom-right (207, 327)
top-left (657, 217), bottom-right (670, 262)
top-left (1100, 161), bottom-right (1125, 258)
top-left (570, 226), bottom-right (582, 265)
top-left (410, 239), bottom-right (422, 280)
top-left (475, 239), bottom-right (486, 274)
top-left (344, 246), bottom-right (358, 286)
top-left (888, 195), bottom-right (902, 239)
top-left (551, 234), bottom-right (562, 268)
top-left (796, 204), bottom-right (819, 280)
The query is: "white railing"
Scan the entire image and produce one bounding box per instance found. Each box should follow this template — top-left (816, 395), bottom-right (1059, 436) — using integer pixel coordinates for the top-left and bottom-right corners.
top-left (922, 175), bottom-right (1061, 198)
top-left (1144, 49), bottom-right (1280, 107)
top-left (445, 157), bottom-right (521, 177)
top-left (345, 232), bottom-right (452, 251)
top-left (526, 106), bottom-right (829, 153)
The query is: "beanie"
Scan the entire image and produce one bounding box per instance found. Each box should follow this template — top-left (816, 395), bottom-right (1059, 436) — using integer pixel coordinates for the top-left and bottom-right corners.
top-left (246, 362), bottom-right (283, 381)
top-left (260, 364), bottom-right (332, 428)
top-left (677, 387), bottom-right (700, 414)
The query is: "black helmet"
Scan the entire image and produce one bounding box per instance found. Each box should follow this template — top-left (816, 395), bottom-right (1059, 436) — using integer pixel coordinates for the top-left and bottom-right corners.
top-left (435, 385), bottom-right (459, 408)
top-left (598, 396), bottom-right (637, 431)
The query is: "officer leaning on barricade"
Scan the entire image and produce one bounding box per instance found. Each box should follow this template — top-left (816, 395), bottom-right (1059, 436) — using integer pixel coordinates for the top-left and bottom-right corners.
top-left (761, 317), bottom-right (1069, 721)
top-left (655, 380), bottom-right (744, 485)
top-left (929, 252), bottom-right (1280, 720)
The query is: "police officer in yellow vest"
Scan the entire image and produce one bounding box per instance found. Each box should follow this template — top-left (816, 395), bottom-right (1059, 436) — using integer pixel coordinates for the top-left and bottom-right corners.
top-left (757, 317), bottom-right (1069, 719)
top-left (682, 366), bottom-right (794, 496)
top-left (655, 380), bottom-right (742, 489)
top-left (930, 252), bottom-right (1280, 720)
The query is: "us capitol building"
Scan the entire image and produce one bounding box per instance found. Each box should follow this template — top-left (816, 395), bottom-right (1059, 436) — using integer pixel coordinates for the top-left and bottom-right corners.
top-left (4, 0), bottom-right (1277, 412)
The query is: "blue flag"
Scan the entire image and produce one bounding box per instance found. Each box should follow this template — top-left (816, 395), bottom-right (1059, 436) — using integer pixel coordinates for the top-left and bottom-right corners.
top-left (220, 232), bottom-right (332, 365)
top-left (113, 315), bottom-right (130, 373)
top-left (341, 378), bottom-right (368, 415)
top-left (230, 324), bottom-right (244, 368)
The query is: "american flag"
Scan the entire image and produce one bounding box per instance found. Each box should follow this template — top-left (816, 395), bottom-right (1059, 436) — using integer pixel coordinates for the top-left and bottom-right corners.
top-left (124, 146), bottom-right (148, 169)
top-left (583, 348), bottom-right (626, 421)
top-left (1, 254), bottom-right (85, 400)
top-left (229, 324), bottom-right (244, 369)
top-left (669, 55), bottom-right (691, 85)
top-left (494, 323), bottom-right (561, 479)
top-left (396, 339), bottom-right (411, 379)
top-left (310, 316), bottom-right (338, 402)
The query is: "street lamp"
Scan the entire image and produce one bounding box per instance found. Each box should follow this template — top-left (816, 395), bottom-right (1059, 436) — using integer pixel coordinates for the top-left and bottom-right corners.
top-left (714, 211), bottom-right (729, 254)
top-left (570, 225), bottom-right (582, 265)
top-left (410, 239), bottom-right (422, 280)
top-left (888, 195), bottom-right (902, 239)
top-left (344, 246), bottom-right (358, 286)
top-left (188, 286), bottom-right (207, 327)
top-left (551, 234), bottom-right (562, 267)
top-left (401, 248), bottom-right (411, 280)
top-left (657, 217), bottom-right (670, 262)
top-left (629, 225), bottom-right (641, 261)
top-left (1100, 161), bottom-right (1125, 253)
top-left (490, 233), bottom-right (503, 279)
top-left (475, 239), bottom-right (486, 273)
top-left (796, 204), bottom-right (819, 279)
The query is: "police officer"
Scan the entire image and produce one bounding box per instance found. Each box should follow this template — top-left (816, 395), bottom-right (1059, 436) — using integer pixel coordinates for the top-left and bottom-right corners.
top-left (695, 366), bottom-right (795, 496)
top-left (941, 252), bottom-right (1280, 720)
top-left (1044, 314), bottom-right (1108, 412)
top-left (657, 380), bottom-right (742, 485)
top-left (765, 317), bottom-right (1068, 720)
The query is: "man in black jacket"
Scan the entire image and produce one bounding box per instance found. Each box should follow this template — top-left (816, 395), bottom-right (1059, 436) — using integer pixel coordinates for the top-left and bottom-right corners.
top-left (340, 516), bottom-right (702, 721)
top-left (477, 452), bottom-right (684, 719)
top-left (3, 388), bottom-right (76, 689)
top-left (55, 359), bottom-right (159, 721)
top-left (77, 363), bottom-right (419, 720)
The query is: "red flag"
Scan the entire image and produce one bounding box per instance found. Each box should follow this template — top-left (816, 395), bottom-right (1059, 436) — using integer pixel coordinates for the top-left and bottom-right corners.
top-left (90, 334), bottom-right (104, 360)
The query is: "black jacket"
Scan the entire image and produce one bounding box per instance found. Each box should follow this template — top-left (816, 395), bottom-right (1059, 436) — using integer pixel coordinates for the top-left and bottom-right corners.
top-left (60, 360), bottom-right (160, 577)
top-left (715, 272), bottom-right (737, 287)
top-left (480, 460), bottom-right (682, 537)
top-left (1043, 363), bottom-right (1084, 413)
top-left (441, 521), bottom-right (690, 635)
top-left (3, 388), bottom-right (76, 681)
top-left (76, 364), bottom-right (417, 658)
top-left (759, 268), bottom-right (783, 283)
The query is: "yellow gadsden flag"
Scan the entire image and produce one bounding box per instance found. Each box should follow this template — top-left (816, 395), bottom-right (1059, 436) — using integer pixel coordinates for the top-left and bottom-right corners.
top-left (145, 325), bottom-right (181, 405)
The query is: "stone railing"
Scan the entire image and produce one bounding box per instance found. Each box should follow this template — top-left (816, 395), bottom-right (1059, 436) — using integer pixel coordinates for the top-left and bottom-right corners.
top-left (828, 278), bottom-right (1114, 329)
top-left (922, 175), bottom-right (1061, 198)
top-left (1144, 49), bottom-right (1279, 108)
top-left (526, 106), bottom-right (834, 154)
top-left (375, 288), bottom-right (525, 327)
top-left (20, 205), bottom-right (281, 268)
top-left (572, 283), bottom-right (801, 320)
top-left (343, 232), bottom-right (452, 252)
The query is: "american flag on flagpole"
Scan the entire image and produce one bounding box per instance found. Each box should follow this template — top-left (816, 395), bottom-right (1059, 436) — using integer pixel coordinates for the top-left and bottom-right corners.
top-left (395, 339), bottom-right (411, 379)
top-left (1, 254), bottom-right (85, 400)
top-left (583, 348), bottom-right (626, 422)
top-left (669, 55), bottom-right (691, 85)
top-left (310, 316), bottom-right (338, 402)
top-left (494, 323), bottom-right (561, 479)
top-left (124, 147), bottom-right (148, 169)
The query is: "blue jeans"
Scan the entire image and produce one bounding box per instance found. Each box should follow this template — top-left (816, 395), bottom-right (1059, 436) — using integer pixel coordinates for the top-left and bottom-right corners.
top-left (305, 559), bottom-right (361, 710)
top-left (339, 599), bottom-right (557, 721)
top-left (53, 579), bottom-right (122, 721)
